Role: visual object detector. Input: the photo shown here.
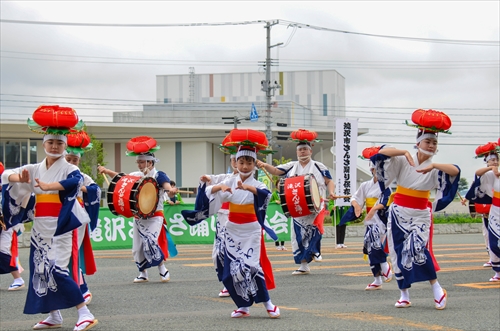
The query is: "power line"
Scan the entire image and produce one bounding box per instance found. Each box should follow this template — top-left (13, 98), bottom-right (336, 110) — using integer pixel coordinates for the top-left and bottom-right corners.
top-left (1, 18), bottom-right (498, 46)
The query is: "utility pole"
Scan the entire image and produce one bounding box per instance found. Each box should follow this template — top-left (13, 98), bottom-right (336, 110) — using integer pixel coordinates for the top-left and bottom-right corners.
top-left (262, 21), bottom-right (282, 164)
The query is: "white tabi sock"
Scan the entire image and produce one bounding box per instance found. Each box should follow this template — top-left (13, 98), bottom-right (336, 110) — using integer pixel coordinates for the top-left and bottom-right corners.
top-left (263, 300), bottom-right (275, 311)
top-left (158, 264), bottom-right (167, 275)
top-left (431, 281), bottom-right (444, 301)
top-left (399, 289), bottom-right (410, 302)
top-left (299, 262), bottom-right (310, 271)
top-left (13, 277), bottom-right (24, 285)
top-left (381, 262), bottom-right (390, 276)
top-left (236, 306), bottom-right (250, 313)
top-left (372, 276), bottom-right (383, 286)
top-left (139, 270), bottom-right (148, 279)
top-left (45, 310), bottom-right (63, 324)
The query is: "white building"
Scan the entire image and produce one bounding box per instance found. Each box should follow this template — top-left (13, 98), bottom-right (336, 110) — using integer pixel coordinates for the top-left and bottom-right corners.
top-left (0, 69), bottom-right (371, 197)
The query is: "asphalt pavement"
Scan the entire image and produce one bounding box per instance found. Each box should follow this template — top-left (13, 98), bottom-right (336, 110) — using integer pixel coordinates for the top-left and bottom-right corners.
top-left (1, 233), bottom-right (499, 331)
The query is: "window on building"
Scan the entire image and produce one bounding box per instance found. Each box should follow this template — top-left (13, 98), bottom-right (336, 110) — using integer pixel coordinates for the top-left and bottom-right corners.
top-left (0, 140), bottom-right (38, 168)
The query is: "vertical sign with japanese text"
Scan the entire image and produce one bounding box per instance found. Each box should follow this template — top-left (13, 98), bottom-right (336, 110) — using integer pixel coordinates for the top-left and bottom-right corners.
top-left (335, 118), bottom-right (358, 206)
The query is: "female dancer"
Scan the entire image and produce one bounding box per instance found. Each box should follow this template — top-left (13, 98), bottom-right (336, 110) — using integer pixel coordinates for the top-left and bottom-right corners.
top-left (370, 109), bottom-right (460, 310)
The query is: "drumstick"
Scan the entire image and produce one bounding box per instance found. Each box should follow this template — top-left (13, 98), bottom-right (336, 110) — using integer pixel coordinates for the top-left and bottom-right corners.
top-left (102, 173), bottom-right (110, 186)
top-left (176, 190), bottom-right (194, 194)
top-left (97, 164), bottom-right (110, 186)
top-left (259, 166), bottom-right (275, 186)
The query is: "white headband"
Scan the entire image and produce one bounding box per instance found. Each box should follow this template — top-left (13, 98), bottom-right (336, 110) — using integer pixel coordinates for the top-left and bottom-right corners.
top-left (136, 154), bottom-right (160, 163)
top-left (297, 144), bottom-right (312, 150)
top-left (43, 134), bottom-right (67, 144)
top-left (230, 154), bottom-right (236, 159)
top-left (236, 147), bottom-right (256, 160)
top-left (485, 154), bottom-right (498, 162)
top-left (416, 132), bottom-right (438, 144)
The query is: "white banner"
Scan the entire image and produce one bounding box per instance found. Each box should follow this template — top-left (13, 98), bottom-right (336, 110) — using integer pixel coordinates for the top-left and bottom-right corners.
top-left (334, 119), bottom-right (358, 206)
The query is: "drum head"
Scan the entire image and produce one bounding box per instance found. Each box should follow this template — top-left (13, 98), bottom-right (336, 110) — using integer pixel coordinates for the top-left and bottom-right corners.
top-left (308, 174), bottom-right (321, 211)
top-left (137, 181), bottom-right (158, 216)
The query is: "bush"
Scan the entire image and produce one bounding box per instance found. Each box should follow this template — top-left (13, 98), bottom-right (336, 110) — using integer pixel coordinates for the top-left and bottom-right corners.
top-left (433, 213), bottom-right (482, 224)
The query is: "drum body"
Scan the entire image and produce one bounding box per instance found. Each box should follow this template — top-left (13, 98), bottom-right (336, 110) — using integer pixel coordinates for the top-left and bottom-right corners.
top-left (475, 203), bottom-right (491, 215)
top-left (107, 173), bottom-right (159, 219)
top-left (278, 173), bottom-right (321, 218)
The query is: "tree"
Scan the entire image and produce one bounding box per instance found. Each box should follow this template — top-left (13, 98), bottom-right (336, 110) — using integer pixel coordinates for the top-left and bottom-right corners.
top-left (80, 133), bottom-right (107, 187)
top-left (458, 177), bottom-right (469, 191)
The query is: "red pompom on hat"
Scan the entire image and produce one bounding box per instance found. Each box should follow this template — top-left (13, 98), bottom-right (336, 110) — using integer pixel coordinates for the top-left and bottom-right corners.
top-left (126, 136), bottom-right (160, 156)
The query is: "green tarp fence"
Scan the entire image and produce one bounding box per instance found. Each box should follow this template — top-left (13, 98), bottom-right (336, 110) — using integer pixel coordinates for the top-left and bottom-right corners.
top-left (90, 202), bottom-right (292, 250)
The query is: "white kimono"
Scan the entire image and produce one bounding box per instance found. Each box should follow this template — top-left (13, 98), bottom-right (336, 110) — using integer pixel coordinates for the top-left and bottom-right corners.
top-left (479, 171), bottom-right (500, 271)
top-left (372, 151), bottom-right (459, 289)
top-left (206, 174), bottom-right (273, 308)
top-left (2, 157), bottom-right (90, 314)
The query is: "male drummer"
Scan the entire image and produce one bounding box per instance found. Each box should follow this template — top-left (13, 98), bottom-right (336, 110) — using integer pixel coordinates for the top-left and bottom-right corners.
top-left (257, 137), bottom-right (336, 275)
top-left (98, 139), bottom-right (178, 283)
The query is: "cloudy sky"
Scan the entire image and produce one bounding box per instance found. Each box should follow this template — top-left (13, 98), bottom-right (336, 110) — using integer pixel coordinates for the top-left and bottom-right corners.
top-left (1, 1), bottom-right (499, 183)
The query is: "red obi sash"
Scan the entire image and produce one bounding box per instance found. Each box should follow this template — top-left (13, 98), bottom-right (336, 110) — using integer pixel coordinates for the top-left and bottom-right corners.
top-left (365, 197), bottom-right (378, 213)
top-left (393, 186), bottom-right (430, 210)
top-left (493, 191), bottom-right (500, 208)
top-left (220, 202), bottom-right (230, 210)
top-left (35, 194), bottom-right (62, 217)
top-left (228, 203), bottom-right (257, 224)
top-left (154, 210), bottom-right (169, 260)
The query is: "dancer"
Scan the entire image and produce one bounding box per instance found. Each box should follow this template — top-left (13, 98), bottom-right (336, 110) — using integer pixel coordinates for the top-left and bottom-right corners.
top-left (98, 136), bottom-right (177, 283)
top-left (340, 146), bottom-right (392, 290)
top-left (462, 142), bottom-right (498, 267)
top-left (65, 130), bottom-right (101, 304)
top-left (199, 153), bottom-right (238, 297)
top-left (183, 129), bottom-right (280, 318)
top-left (370, 109), bottom-right (460, 310)
top-left (257, 129), bottom-right (336, 275)
top-left (0, 160), bottom-right (27, 291)
top-left (473, 140), bottom-right (500, 282)
top-left (2, 105), bottom-right (98, 330)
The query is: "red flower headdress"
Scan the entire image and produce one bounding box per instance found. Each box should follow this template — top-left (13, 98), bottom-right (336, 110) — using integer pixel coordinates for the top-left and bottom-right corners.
top-left (288, 129), bottom-right (322, 143)
top-left (27, 105), bottom-right (84, 135)
top-left (475, 142), bottom-right (499, 159)
top-left (66, 130), bottom-right (93, 157)
top-left (219, 129), bottom-right (274, 155)
top-left (358, 146), bottom-right (381, 160)
top-left (405, 109), bottom-right (452, 134)
top-left (126, 136), bottom-right (160, 156)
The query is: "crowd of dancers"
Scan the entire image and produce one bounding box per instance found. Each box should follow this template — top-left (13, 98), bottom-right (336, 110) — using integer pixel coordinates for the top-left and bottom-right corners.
top-left (1, 106), bottom-right (499, 330)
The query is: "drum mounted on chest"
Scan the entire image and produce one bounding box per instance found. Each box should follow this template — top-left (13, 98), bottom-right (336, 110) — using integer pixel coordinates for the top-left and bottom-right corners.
top-left (107, 173), bottom-right (159, 219)
top-left (278, 173), bottom-right (321, 218)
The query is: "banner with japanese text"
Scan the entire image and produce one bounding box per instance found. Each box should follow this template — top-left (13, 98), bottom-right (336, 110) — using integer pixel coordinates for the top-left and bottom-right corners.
top-left (90, 203), bottom-right (291, 250)
top-left (334, 118), bottom-right (358, 206)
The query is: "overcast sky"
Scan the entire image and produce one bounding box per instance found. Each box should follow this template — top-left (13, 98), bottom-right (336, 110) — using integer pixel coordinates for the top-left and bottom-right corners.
top-left (0, 1), bottom-right (499, 184)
